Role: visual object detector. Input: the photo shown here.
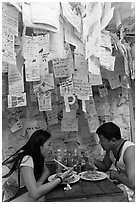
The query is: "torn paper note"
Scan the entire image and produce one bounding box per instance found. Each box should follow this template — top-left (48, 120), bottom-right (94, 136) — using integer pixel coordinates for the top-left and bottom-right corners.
top-left (8, 93), bottom-right (27, 108)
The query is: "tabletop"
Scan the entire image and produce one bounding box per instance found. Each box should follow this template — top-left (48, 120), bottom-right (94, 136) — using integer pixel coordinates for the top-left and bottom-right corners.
top-left (45, 177), bottom-right (128, 202)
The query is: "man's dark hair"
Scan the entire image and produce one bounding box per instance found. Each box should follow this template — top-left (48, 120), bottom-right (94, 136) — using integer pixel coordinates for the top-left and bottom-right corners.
top-left (96, 122), bottom-right (121, 140)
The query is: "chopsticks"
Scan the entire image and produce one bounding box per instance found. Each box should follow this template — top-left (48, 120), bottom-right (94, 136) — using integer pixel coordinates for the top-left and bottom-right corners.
top-left (53, 159), bottom-right (69, 170)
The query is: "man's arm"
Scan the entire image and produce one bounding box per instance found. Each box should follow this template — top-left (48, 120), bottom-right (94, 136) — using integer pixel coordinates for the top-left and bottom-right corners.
top-left (109, 146), bottom-right (135, 190)
top-left (92, 151), bottom-right (112, 172)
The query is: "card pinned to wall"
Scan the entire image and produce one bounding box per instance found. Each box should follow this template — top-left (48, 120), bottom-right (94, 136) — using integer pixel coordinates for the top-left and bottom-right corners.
top-left (2, 4), bottom-right (18, 36)
top-left (46, 108), bottom-right (58, 126)
top-left (64, 93), bottom-right (76, 112)
top-left (8, 93), bottom-right (27, 108)
top-left (88, 56), bottom-right (101, 75)
top-left (40, 73), bottom-right (54, 92)
top-left (52, 58), bottom-right (70, 78)
top-left (8, 63), bottom-right (24, 95)
top-left (107, 71), bottom-right (121, 89)
top-left (11, 119), bottom-right (22, 133)
top-left (101, 30), bottom-right (112, 51)
top-left (73, 79), bottom-right (92, 97)
top-left (98, 85), bottom-right (108, 98)
top-left (85, 98), bottom-right (97, 119)
top-left (2, 30), bottom-right (16, 64)
top-left (59, 78), bottom-right (74, 96)
top-left (61, 118), bottom-right (78, 132)
top-left (37, 91), bottom-right (52, 111)
top-left (88, 72), bottom-right (103, 86)
top-left (25, 62), bottom-right (40, 82)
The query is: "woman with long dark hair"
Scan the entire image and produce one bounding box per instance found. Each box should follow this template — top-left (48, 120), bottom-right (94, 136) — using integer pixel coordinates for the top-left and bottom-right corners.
top-left (2, 130), bottom-right (73, 202)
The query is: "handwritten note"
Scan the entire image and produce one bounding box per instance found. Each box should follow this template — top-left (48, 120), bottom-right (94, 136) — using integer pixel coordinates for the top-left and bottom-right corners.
top-left (23, 34), bottom-right (49, 62)
top-left (46, 109), bottom-right (58, 126)
top-left (89, 72), bottom-right (103, 85)
top-left (99, 47), bottom-right (111, 68)
top-left (37, 92), bottom-right (52, 111)
top-left (98, 85), bottom-right (108, 98)
top-left (2, 4), bottom-right (18, 36)
top-left (61, 118), bottom-right (78, 132)
top-left (30, 2), bottom-right (59, 29)
top-left (52, 58), bottom-right (70, 78)
top-left (11, 119), bottom-right (22, 133)
top-left (107, 71), bottom-right (121, 89)
top-left (73, 79), bottom-right (92, 96)
top-left (8, 64), bottom-right (24, 94)
top-left (88, 56), bottom-right (101, 75)
top-left (40, 73), bottom-right (54, 91)
top-left (8, 93), bottom-right (27, 108)
top-left (25, 62), bottom-right (40, 82)
top-left (61, 2), bottom-right (81, 33)
top-left (101, 30), bottom-right (112, 51)
top-left (85, 99), bottom-right (97, 118)
top-left (59, 78), bottom-right (74, 96)
top-left (2, 30), bottom-right (16, 64)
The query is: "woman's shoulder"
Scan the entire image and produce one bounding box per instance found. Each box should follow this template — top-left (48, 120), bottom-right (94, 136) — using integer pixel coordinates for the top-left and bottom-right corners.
top-left (20, 155), bottom-right (34, 168)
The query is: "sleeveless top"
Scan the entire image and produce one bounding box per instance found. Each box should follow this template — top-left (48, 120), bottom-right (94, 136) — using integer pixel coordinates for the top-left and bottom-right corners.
top-left (109, 140), bottom-right (135, 172)
top-left (110, 141), bottom-right (135, 201)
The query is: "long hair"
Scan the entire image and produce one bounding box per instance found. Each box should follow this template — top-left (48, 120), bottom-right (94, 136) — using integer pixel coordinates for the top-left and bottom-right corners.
top-left (2, 130), bottom-right (51, 184)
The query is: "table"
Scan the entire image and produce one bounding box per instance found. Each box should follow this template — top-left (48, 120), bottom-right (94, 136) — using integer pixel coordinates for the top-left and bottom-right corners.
top-left (45, 178), bottom-right (128, 202)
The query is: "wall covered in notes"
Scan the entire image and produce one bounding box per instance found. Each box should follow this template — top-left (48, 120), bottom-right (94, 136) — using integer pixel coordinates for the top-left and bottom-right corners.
top-left (2, 2), bottom-right (134, 163)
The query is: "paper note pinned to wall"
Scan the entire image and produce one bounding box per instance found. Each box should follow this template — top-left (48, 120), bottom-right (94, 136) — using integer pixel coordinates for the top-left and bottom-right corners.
top-left (107, 71), bottom-right (121, 89)
top-left (89, 72), bottom-right (103, 86)
top-left (61, 118), bottom-right (78, 132)
top-left (2, 30), bottom-right (16, 64)
top-left (88, 56), bottom-right (101, 75)
top-left (2, 4), bottom-right (18, 36)
top-left (30, 2), bottom-right (60, 29)
top-left (37, 92), bottom-right (52, 111)
top-left (11, 119), bottom-right (22, 133)
top-left (8, 93), bottom-right (27, 108)
top-left (59, 78), bottom-right (74, 96)
top-left (98, 85), bottom-right (109, 98)
top-left (8, 64), bottom-right (24, 94)
top-left (46, 108), bottom-right (58, 126)
top-left (64, 93), bottom-right (76, 112)
top-left (25, 62), bottom-right (40, 82)
top-left (85, 98), bottom-right (97, 119)
top-left (52, 58), bottom-right (70, 78)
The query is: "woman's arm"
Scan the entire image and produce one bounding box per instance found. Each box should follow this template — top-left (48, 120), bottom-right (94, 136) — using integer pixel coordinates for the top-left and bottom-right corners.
top-left (21, 166), bottom-right (72, 201)
top-left (36, 164), bottom-right (50, 187)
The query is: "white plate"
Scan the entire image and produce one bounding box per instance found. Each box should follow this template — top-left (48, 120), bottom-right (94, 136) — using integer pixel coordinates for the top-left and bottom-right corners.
top-left (78, 171), bottom-right (108, 181)
top-left (48, 173), bottom-right (80, 184)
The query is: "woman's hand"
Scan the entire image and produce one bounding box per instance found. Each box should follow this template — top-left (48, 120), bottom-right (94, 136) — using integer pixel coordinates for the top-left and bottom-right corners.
top-left (60, 168), bottom-right (73, 180)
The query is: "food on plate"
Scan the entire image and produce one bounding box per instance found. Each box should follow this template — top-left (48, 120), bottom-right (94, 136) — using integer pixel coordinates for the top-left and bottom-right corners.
top-left (81, 171), bottom-right (103, 180)
top-left (53, 173), bottom-right (75, 183)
